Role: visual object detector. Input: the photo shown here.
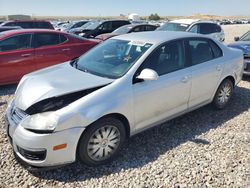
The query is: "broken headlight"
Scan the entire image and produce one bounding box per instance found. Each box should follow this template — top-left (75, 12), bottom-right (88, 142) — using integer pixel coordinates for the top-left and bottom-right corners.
top-left (21, 112), bottom-right (59, 133)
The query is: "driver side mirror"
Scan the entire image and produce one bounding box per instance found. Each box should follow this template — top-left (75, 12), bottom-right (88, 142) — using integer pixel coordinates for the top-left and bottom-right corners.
top-left (136, 68), bottom-right (159, 81)
top-left (234, 36), bottom-right (240, 41)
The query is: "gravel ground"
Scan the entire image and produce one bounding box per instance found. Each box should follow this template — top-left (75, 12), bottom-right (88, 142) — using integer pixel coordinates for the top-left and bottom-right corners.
top-left (222, 24), bottom-right (250, 44)
top-left (0, 26), bottom-right (250, 187)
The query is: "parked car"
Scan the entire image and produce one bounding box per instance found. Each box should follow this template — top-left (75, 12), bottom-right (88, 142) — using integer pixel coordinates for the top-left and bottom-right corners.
top-left (76, 20), bottom-right (131, 38)
top-left (61, 20), bottom-right (89, 33)
top-left (157, 19), bottom-right (225, 42)
top-left (0, 29), bottom-right (99, 85)
top-left (0, 26), bottom-right (22, 32)
top-left (53, 21), bottom-right (70, 31)
top-left (5, 31), bottom-right (243, 169)
top-left (95, 23), bottom-right (158, 41)
top-left (68, 21), bottom-right (96, 35)
top-left (228, 30), bottom-right (250, 75)
top-left (0, 20), bottom-right (54, 29)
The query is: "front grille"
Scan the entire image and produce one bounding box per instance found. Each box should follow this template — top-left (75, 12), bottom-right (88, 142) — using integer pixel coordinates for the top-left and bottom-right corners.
top-left (245, 62), bottom-right (250, 70)
top-left (16, 145), bottom-right (46, 161)
top-left (11, 107), bottom-right (28, 125)
top-left (244, 54), bottom-right (250, 59)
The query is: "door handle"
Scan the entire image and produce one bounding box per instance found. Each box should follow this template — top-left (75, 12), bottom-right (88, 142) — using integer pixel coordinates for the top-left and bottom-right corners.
top-left (21, 53), bottom-right (31, 57)
top-left (181, 76), bottom-right (189, 83)
top-left (216, 65), bottom-right (222, 71)
top-left (62, 48), bottom-right (70, 51)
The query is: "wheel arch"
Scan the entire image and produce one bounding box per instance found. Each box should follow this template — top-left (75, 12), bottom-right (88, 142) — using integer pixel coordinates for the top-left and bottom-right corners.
top-left (75, 113), bottom-right (131, 162)
top-left (222, 75), bottom-right (235, 87)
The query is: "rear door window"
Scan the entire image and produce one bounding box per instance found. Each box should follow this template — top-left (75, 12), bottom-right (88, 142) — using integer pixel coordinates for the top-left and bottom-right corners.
top-left (0, 34), bottom-right (32, 52)
top-left (132, 26), bottom-right (144, 32)
top-left (199, 23), bottom-right (220, 34)
top-left (145, 25), bottom-right (157, 31)
top-left (187, 39), bottom-right (217, 65)
top-left (34, 33), bottom-right (60, 48)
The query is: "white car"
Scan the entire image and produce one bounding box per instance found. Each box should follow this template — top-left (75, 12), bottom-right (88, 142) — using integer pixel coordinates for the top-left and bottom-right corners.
top-left (5, 31), bottom-right (243, 169)
top-left (157, 19), bottom-right (225, 42)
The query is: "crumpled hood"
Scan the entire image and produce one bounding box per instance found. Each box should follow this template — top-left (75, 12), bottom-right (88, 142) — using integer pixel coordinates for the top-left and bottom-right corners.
top-left (14, 62), bottom-right (114, 111)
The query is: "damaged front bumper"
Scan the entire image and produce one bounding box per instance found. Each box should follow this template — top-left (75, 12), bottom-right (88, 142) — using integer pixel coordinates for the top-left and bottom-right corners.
top-left (5, 99), bottom-right (85, 169)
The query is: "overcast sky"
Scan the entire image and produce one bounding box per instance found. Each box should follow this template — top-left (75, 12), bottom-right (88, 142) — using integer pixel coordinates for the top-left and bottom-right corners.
top-left (0, 0), bottom-right (249, 17)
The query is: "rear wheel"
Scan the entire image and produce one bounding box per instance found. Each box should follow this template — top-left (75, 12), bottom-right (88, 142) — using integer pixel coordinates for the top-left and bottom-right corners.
top-left (213, 79), bottom-right (234, 109)
top-left (78, 117), bottom-right (126, 166)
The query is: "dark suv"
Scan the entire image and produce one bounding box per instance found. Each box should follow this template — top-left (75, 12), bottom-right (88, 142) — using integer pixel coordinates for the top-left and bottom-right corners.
top-left (0, 20), bottom-right (54, 30)
top-left (76, 20), bottom-right (130, 38)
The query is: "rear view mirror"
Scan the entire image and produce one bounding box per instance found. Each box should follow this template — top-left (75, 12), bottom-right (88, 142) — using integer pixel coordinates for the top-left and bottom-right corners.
top-left (136, 68), bottom-right (159, 81)
top-left (234, 36), bottom-right (240, 41)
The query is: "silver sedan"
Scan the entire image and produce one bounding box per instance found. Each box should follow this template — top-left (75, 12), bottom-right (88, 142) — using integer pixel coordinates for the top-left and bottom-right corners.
top-left (5, 31), bottom-right (243, 169)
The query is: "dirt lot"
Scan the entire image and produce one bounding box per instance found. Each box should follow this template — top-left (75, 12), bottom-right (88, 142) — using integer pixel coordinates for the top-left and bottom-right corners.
top-left (222, 24), bottom-right (250, 44)
top-left (0, 24), bottom-right (250, 187)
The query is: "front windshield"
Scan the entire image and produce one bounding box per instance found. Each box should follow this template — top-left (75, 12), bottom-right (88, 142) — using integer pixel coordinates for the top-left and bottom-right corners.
top-left (157, 22), bottom-right (189, 31)
top-left (240, 31), bottom-right (250, 41)
top-left (75, 39), bottom-right (152, 79)
top-left (85, 21), bottom-right (101, 30)
top-left (65, 22), bottom-right (74, 29)
top-left (79, 22), bottom-right (93, 29)
top-left (112, 25), bottom-right (131, 34)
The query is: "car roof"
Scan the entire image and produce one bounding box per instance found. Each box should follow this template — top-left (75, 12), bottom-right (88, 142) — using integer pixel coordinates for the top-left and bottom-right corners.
top-left (113, 31), bottom-right (207, 45)
top-left (170, 19), bottom-right (218, 25)
top-left (3, 20), bottom-right (50, 23)
top-left (170, 19), bottom-right (200, 25)
top-left (124, 23), bottom-right (155, 27)
top-left (0, 29), bottom-right (65, 38)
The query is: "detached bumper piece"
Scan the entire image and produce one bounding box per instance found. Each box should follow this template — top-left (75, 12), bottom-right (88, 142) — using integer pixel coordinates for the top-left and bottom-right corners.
top-left (16, 145), bottom-right (46, 161)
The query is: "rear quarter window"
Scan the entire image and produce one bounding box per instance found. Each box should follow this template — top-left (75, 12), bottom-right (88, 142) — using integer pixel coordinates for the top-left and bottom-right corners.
top-left (60, 34), bottom-right (68, 43)
top-left (208, 40), bottom-right (223, 58)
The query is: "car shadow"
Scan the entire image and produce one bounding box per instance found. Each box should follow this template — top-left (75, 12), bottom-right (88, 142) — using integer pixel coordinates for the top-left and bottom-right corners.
top-left (242, 75), bottom-right (250, 82)
top-left (29, 83), bottom-right (250, 182)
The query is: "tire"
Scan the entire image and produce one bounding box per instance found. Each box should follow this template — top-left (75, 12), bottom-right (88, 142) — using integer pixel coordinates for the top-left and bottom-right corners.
top-left (77, 117), bottom-right (126, 166)
top-left (212, 79), bottom-right (234, 109)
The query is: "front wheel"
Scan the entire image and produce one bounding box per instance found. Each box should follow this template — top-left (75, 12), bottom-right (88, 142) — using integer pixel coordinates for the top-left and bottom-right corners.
top-left (77, 117), bottom-right (126, 166)
top-left (212, 79), bottom-right (234, 109)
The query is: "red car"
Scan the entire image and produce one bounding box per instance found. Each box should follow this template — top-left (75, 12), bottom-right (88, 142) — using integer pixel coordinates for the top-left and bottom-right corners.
top-left (0, 20), bottom-right (54, 30)
top-left (0, 29), bottom-right (99, 85)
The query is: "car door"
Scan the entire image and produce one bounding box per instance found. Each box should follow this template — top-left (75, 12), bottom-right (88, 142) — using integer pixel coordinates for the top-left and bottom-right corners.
top-left (0, 33), bottom-right (35, 84)
top-left (186, 38), bottom-right (223, 108)
top-left (133, 40), bottom-right (192, 131)
top-left (33, 32), bottom-right (70, 70)
top-left (96, 22), bottom-right (113, 36)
